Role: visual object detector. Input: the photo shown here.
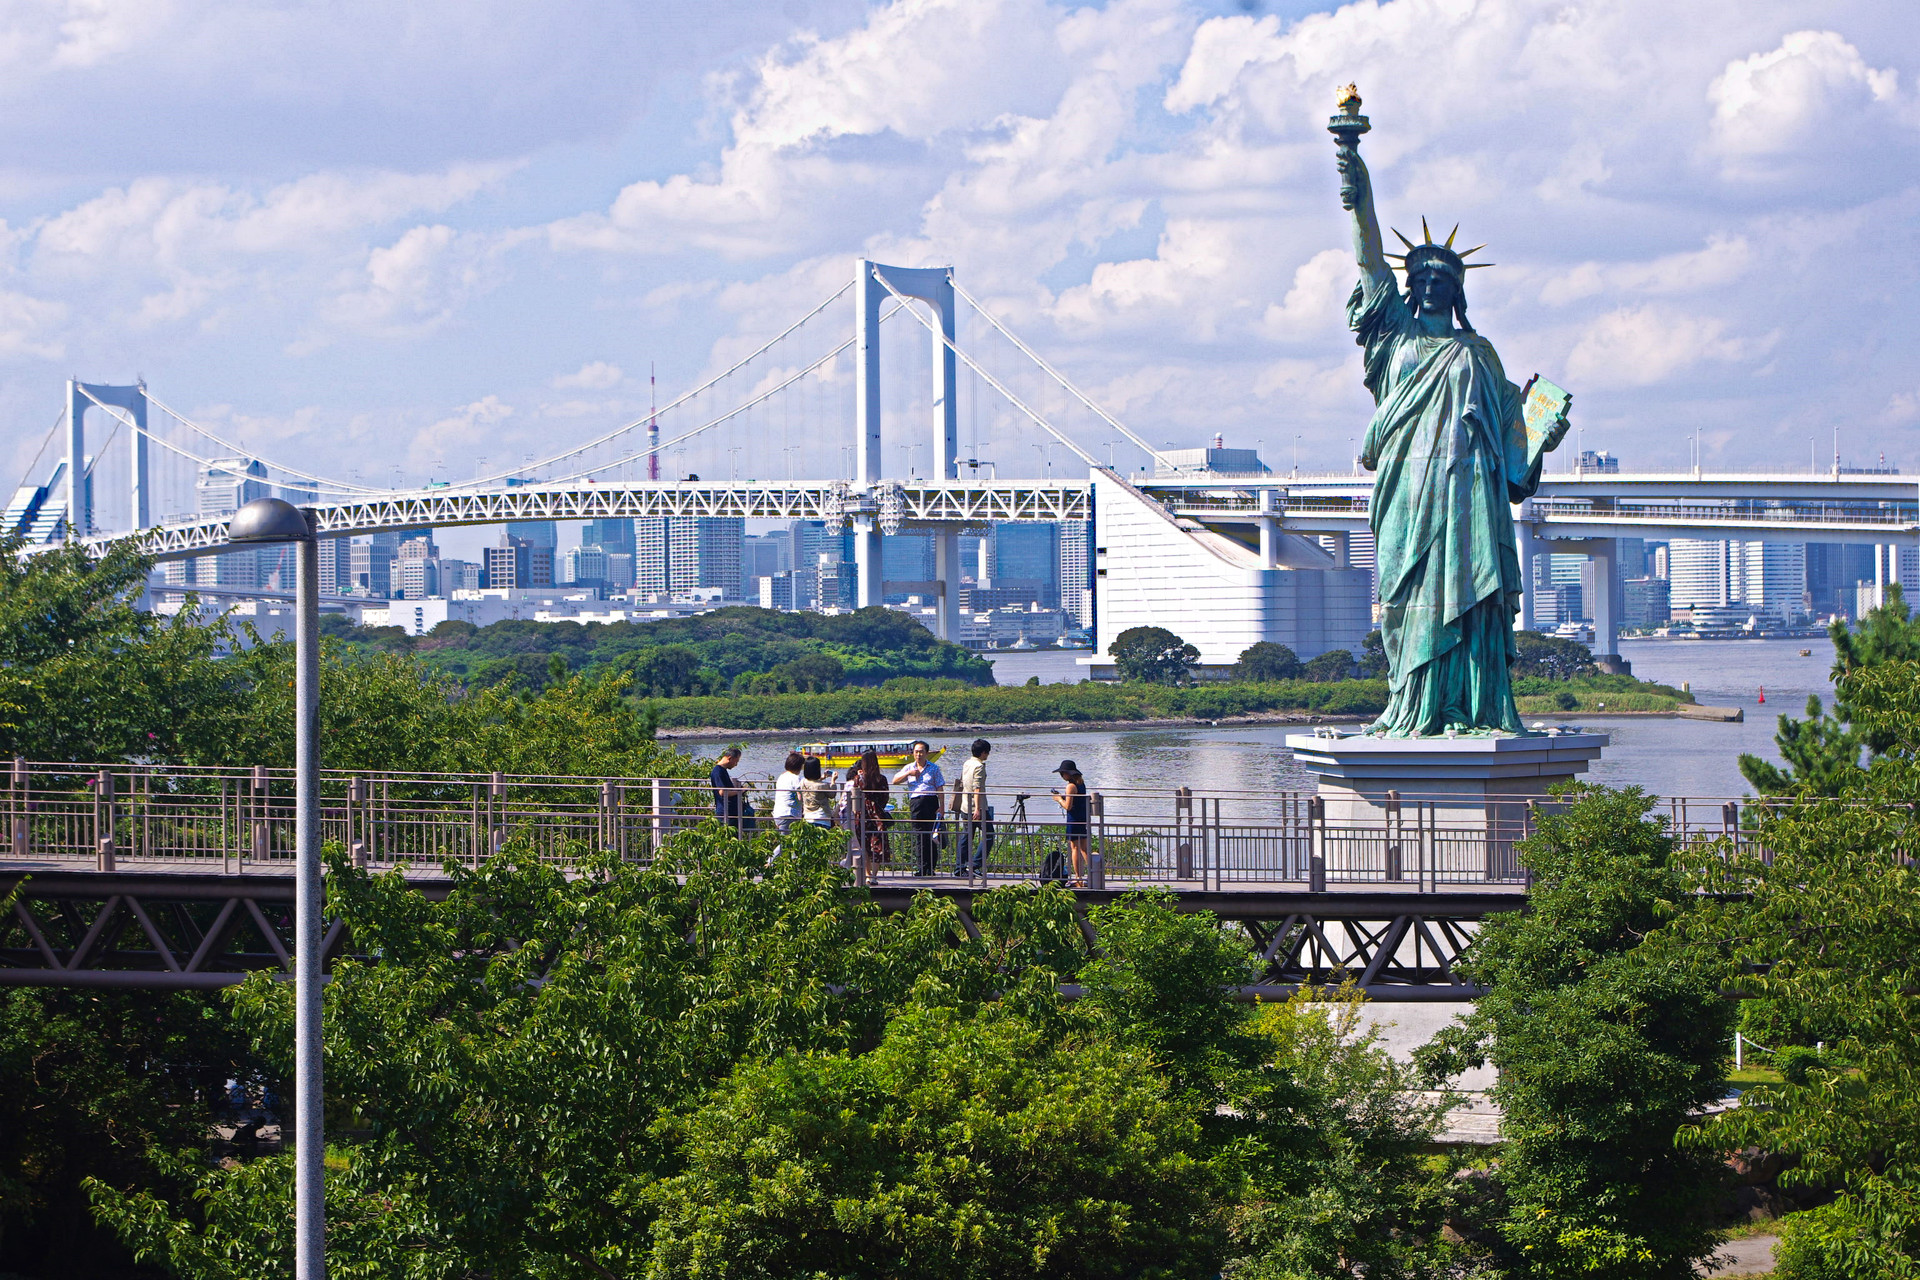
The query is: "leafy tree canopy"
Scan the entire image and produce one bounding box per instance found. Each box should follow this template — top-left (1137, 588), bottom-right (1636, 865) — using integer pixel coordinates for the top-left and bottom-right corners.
top-left (86, 833), bottom-right (1455, 1280)
top-left (1511, 630), bottom-right (1598, 681)
top-left (326, 605), bottom-right (993, 694)
top-left (1303, 649), bottom-right (1356, 683)
top-left (0, 534), bottom-right (251, 763)
top-left (1740, 584), bottom-right (1920, 795)
top-left (1109, 625), bottom-right (1200, 685)
top-left (1419, 789), bottom-right (1732, 1279)
top-left (1235, 641), bottom-right (1302, 682)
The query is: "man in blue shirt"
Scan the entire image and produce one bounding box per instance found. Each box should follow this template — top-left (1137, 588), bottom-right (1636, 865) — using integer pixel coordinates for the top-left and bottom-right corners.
top-left (710, 747), bottom-right (744, 833)
top-left (891, 740), bottom-right (946, 876)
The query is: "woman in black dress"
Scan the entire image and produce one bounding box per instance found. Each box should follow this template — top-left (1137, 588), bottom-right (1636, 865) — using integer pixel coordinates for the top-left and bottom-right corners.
top-left (1052, 760), bottom-right (1090, 887)
top-left (855, 749), bottom-right (891, 867)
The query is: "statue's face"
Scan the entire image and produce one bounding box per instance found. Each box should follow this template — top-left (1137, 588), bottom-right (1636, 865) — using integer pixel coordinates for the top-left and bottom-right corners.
top-left (1410, 269), bottom-right (1457, 317)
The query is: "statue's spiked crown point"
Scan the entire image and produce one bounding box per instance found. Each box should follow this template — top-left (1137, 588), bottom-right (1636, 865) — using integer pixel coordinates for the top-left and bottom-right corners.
top-left (1384, 219), bottom-right (1494, 281)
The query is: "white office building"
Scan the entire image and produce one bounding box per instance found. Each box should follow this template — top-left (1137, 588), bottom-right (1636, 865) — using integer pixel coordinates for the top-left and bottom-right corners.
top-left (1086, 476), bottom-right (1370, 672)
top-left (1667, 539), bottom-right (1808, 622)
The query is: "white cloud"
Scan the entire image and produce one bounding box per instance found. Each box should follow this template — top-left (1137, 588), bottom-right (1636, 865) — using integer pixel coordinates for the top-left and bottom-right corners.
top-left (407, 395), bottom-right (514, 470)
top-left (553, 361), bottom-right (624, 391)
top-left (1710, 30), bottom-right (1901, 161)
top-left (1564, 305), bottom-right (1761, 389)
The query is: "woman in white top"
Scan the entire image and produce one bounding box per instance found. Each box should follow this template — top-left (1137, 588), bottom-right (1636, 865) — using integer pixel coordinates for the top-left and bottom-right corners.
top-left (771, 751), bottom-right (805, 835)
top-left (799, 756), bottom-right (836, 828)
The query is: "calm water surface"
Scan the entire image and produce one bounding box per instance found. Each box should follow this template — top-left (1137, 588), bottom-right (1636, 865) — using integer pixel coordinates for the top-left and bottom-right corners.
top-left (705, 639), bottom-right (1833, 807)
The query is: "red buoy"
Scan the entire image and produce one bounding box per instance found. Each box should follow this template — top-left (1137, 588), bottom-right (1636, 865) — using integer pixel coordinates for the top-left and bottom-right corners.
top-left (1758, 686), bottom-right (1766, 704)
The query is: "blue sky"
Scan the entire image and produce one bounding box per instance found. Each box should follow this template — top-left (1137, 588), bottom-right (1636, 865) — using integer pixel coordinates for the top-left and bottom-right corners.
top-left (2, 0), bottom-right (1916, 553)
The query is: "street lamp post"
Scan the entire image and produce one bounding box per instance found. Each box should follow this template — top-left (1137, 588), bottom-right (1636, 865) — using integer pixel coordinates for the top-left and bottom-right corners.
top-left (227, 497), bottom-right (322, 1280)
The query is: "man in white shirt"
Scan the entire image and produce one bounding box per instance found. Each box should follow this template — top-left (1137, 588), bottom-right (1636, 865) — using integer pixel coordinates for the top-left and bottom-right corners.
top-left (891, 740), bottom-right (946, 876)
top-left (954, 738), bottom-right (991, 877)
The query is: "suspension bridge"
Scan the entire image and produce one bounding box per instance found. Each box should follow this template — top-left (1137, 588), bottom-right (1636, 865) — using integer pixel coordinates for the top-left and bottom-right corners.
top-left (8, 258), bottom-right (1919, 664)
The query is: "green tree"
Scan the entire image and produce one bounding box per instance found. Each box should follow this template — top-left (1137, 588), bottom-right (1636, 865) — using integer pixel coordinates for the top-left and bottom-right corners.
top-left (1512, 630), bottom-right (1597, 680)
top-left (1418, 788), bottom-right (1732, 1279)
top-left (1109, 625), bottom-right (1199, 685)
top-left (625, 643), bottom-right (703, 697)
top-left (1236, 641), bottom-right (1303, 682)
top-left (1359, 629), bottom-right (1389, 679)
top-left (1740, 584), bottom-right (1920, 795)
top-left (0, 534), bottom-right (249, 763)
top-left (1696, 653), bottom-right (1920, 1276)
top-left (0, 979), bottom-right (262, 1277)
top-left (1303, 649), bottom-right (1356, 682)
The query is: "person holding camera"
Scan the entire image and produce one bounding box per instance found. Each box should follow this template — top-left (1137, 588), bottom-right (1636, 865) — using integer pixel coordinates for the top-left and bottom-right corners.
top-left (891, 740), bottom-right (946, 877)
top-left (1051, 760), bottom-right (1090, 888)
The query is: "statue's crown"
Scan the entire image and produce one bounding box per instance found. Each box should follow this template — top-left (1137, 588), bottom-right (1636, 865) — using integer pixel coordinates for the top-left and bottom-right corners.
top-left (1386, 218), bottom-right (1493, 282)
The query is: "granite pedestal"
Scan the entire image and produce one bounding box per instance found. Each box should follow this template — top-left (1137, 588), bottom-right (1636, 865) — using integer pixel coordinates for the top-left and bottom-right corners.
top-left (1284, 729), bottom-right (1609, 880)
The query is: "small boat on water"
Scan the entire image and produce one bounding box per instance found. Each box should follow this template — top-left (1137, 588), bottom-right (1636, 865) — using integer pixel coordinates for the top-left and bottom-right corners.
top-left (1800, 648), bottom-right (1813, 656)
top-left (799, 741), bottom-right (947, 770)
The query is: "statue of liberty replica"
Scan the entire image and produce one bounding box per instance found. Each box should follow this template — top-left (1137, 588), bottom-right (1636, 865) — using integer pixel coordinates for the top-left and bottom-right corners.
top-left (1331, 86), bottom-right (1571, 737)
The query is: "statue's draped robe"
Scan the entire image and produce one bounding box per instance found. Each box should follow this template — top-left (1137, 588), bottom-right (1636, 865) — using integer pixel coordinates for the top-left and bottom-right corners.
top-left (1350, 275), bottom-right (1545, 736)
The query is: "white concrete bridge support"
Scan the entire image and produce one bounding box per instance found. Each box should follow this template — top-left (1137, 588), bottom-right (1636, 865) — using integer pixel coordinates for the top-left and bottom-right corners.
top-left (853, 518), bottom-right (882, 610)
top-left (65, 380), bottom-right (149, 539)
top-left (935, 529), bottom-right (962, 640)
top-left (1512, 511), bottom-right (1538, 634)
top-left (853, 260), bottom-right (959, 611)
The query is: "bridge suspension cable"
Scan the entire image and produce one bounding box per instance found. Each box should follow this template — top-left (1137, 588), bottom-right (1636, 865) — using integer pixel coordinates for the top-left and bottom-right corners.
top-left (446, 278), bottom-right (857, 491)
top-left (139, 390), bottom-right (392, 495)
top-left (874, 274), bottom-right (1101, 470)
top-left (537, 301), bottom-right (908, 487)
top-left (953, 280), bottom-right (1165, 466)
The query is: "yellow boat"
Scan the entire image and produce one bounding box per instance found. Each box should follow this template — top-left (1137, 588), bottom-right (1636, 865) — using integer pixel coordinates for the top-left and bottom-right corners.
top-left (800, 741), bottom-right (946, 771)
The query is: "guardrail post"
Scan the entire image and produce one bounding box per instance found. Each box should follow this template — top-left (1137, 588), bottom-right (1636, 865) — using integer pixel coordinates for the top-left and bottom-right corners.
top-left (1384, 789), bottom-right (1403, 882)
top-left (1089, 793), bottom-right (1106, 891)
top-left (651, 778), bottom-right (672, 853)
top-left (1722, 800), bottom-right (1739, 846)
top-left (351, 840), bottom-right (369, 870)
top-left (489, 772), bottom-right (506, 856)
top-left (1174, 786), bottom-right (1194, 879)
top-left (12, 757), bottom-right (27, 859)
top-left (251, 765), bottom-right (269, 863)
top-left (96, 768), bottom-right (116, 870)
top-left (1308, 795), bottom-right (1326, 893)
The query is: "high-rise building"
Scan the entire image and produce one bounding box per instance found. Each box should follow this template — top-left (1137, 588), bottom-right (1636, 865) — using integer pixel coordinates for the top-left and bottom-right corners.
top-left (316, 538), bottom-right (353, 594)
top-left (1059, 521), bottom-right (1092, 626)
top-left (394, 556), bottom-right (439, 600)
top-left (636, 517), bottom-right (744, 598)
top-left (994, 522), bottom-right (1059, 606)
top-left (349, 532), bottom-right (403, 598)
top-left (813, 555), bottom-right (854, 611)
top-left (1667, 539), bottom-right (1807, 621)
top-left (1623, 577), bottom-right (1670, 628)
top-left (604, 552), bottom-right (635, 591)
top-left (759, 572), bottom-right (796, 611)
top-left (580, 518), bottom-right (635, 556)
top-left (507, 518), bottom-right (557, 550)
top-left (743, 532), bottom-right (792, 581)
top-left (485, 534), bottom-right (554, 589)
top-left (882, 533), bottom-right (934, 587)
top-left (189, 457), bottom-right (271, 589)
top-left (562, 545), bottom-right (609, 589)
top-left (1807, 543), bottom-right (1877, 618)
top-left (439, 559), bottom-right (482, 592)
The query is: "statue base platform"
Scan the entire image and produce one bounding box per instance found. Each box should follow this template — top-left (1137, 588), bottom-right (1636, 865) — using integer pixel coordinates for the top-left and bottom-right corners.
top-left (1283, 729), bottom-right (1609, 881)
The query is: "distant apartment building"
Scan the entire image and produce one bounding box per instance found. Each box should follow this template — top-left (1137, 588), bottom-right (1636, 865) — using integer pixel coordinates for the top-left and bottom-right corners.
top-left (485, 534), bottom-right (554, 589)
top-left (1667, 539), bottom-right (1808, 622)
top-left (1623, 576), bottom-right (1670, 629)
top-left (635, 516), bottom-right (744, 598)
top-left (994, 522), bottom-right (1060, 607)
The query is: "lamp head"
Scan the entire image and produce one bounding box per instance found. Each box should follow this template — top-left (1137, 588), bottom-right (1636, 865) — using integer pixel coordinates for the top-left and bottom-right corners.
top-left (227, 497), bottom-right (313, 544)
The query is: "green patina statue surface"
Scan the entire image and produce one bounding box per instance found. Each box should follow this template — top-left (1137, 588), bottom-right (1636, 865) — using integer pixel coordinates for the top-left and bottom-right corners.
top-left (1331, 87), bottom-right (1570, 737)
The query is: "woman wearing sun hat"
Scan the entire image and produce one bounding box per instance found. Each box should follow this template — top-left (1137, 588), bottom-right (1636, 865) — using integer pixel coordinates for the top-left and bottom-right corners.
top-left (1050, 760), bottom-right (1090, 888)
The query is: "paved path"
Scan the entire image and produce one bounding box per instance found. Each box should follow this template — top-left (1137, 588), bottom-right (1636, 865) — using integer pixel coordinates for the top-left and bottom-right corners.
top-left (1702, 1232), bottom-right (1777, 1276)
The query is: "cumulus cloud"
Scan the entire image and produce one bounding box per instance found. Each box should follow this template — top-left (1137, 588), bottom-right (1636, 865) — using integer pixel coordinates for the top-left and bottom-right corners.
top-left (553, 361), bottom-right (624, 390)
top-left (1709, 30), bottom-right (1903, 168)
top-left (1565, 305), bottom-right (1763, 389)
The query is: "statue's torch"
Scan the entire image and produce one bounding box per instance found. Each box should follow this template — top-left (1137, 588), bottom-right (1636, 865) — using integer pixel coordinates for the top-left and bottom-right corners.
top-left (1328, 84), bottom-right (1370, 210)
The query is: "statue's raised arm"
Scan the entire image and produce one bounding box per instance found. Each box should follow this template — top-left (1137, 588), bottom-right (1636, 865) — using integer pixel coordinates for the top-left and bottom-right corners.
top-left (1330, 86), bottom-right (1391, 293)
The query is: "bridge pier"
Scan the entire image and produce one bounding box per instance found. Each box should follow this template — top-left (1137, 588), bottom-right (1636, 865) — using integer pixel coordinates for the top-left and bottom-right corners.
top-left (935, 529), bottom-right (962, 640)
top-left (1587, 537), bottom-right (1626, 673)
top-left (1513, 510), bottom-right (1537, 634)
top-left (853, 517), bottom-right (883, 609)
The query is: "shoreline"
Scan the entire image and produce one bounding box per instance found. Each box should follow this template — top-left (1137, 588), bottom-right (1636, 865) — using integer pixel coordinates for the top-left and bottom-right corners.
top-left (656, 707), bottom-right (1688, 743)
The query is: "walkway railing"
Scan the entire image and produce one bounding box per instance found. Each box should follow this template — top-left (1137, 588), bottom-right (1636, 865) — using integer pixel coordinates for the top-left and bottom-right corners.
top-left (1, 760), bottom-right (1786, 890)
